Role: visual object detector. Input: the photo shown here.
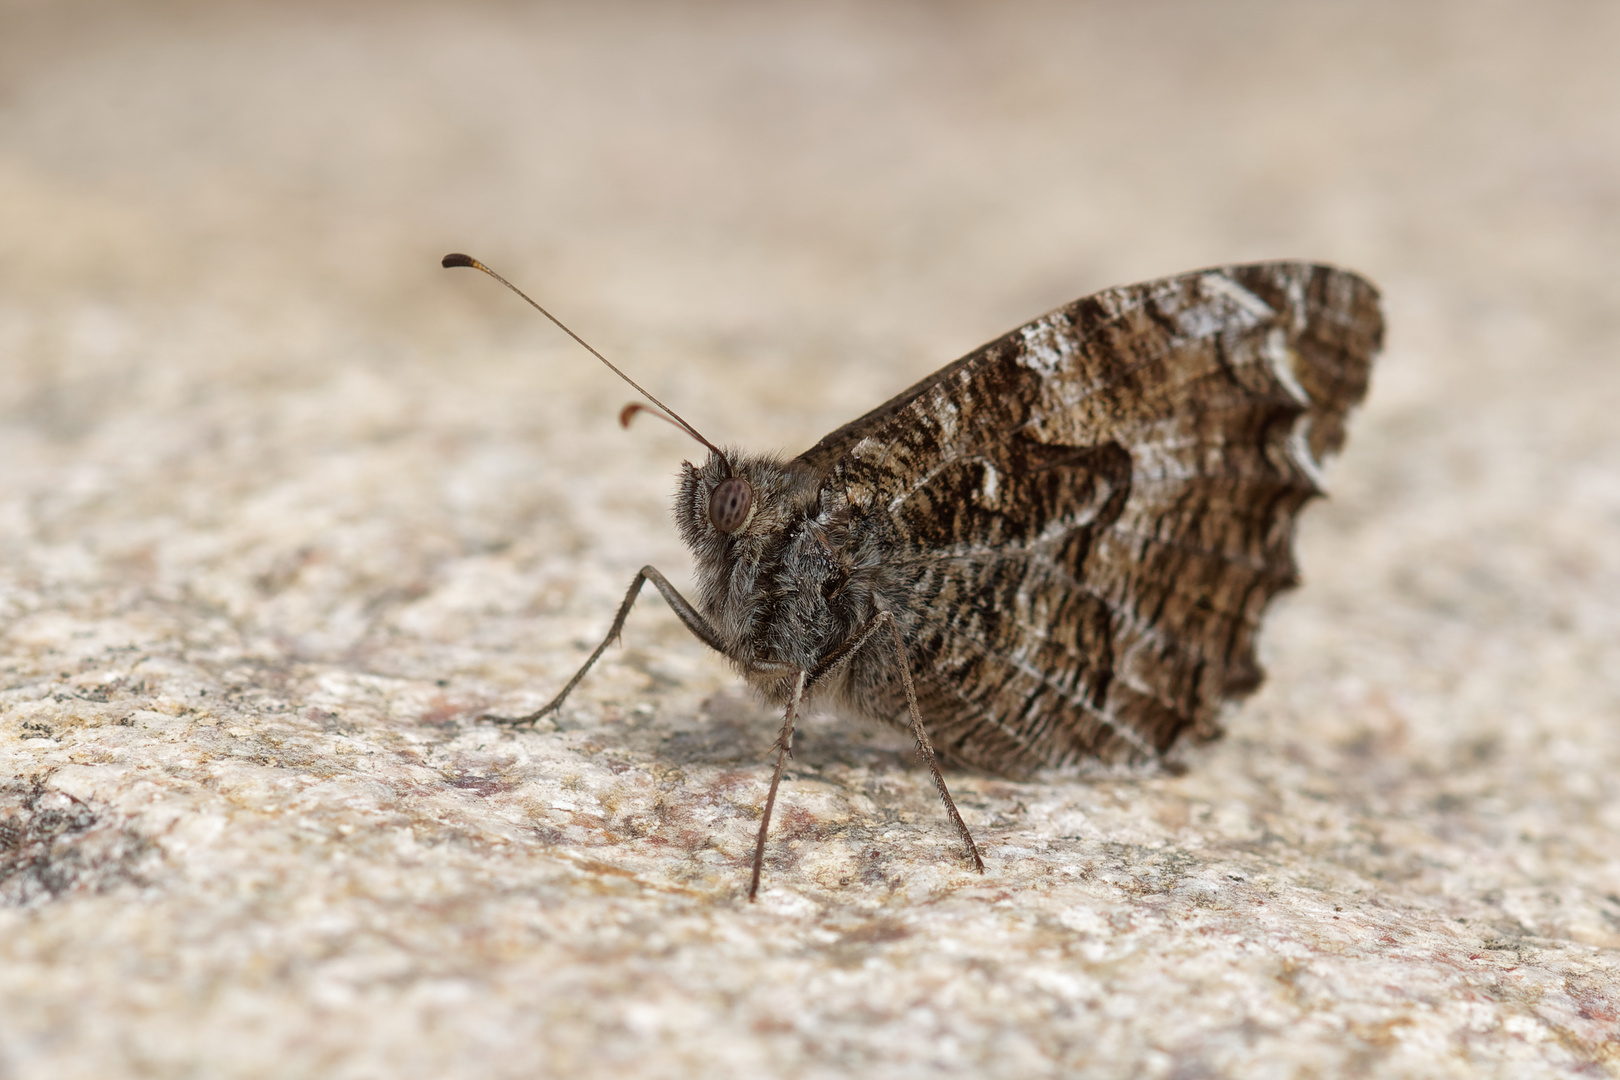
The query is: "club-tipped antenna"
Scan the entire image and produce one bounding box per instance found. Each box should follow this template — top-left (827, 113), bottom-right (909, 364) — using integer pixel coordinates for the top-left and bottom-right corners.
top-left (442, 253), bottom-right (730, 472)
top-left (619, 402), bottom-right (685, 432)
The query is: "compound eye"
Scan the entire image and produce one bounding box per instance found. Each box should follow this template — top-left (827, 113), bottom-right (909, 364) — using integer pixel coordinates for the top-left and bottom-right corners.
top-left (708, 478), bottom-right (754, 534)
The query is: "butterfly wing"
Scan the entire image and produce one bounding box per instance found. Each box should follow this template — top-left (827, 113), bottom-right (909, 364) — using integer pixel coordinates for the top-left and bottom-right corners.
top-left (797, 262), bottom-right (1383, 773)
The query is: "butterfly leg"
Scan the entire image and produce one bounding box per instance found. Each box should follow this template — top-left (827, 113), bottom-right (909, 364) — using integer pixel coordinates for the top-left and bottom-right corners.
top-left (748, 668), bottom-right (807, 901)
top-left (482, 565), bottom-right (727, 727)
top-left (808, 612), bottom-right (985, 875)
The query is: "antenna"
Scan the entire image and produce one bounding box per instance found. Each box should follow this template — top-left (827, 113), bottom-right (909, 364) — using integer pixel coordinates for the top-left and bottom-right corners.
top-left (441, 253), bottom-right (730, 472)
top-left (619, 402), bottom-right (687, 432)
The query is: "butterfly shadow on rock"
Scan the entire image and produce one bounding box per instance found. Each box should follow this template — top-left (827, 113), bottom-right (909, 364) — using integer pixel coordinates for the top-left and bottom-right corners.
top-left (654, 687), bottom-right (919, 778)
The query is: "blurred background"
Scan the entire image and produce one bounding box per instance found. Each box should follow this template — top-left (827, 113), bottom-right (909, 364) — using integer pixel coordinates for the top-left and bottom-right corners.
top-left (2, 3), bottom-right (1619, 1077)
top-left (4, 0), bottom-right (1615, 660)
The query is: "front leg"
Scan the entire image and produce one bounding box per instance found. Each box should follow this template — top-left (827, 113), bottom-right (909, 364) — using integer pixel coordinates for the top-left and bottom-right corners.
top-left (482, 565), bottom-right (726, 727)
top-left (808, 611), bottom-right (985, 875)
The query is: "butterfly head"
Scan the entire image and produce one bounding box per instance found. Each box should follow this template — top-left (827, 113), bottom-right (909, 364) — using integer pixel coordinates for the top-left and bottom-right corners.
top-left (675, 450), bottom-right (819, 552)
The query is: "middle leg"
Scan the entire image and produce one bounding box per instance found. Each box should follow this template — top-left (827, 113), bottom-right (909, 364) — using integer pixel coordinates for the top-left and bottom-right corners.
top-left (808, 611), bottom-right (985, 875)
top-left (748, 669), bottom-right (807, 901)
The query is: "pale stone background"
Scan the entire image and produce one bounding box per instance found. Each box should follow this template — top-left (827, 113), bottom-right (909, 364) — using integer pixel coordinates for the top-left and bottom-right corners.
top-left (2, 2), bottom-right (1618, 1076)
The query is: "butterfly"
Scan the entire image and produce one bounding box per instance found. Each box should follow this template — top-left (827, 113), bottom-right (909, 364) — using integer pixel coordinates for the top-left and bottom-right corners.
top-left (444, 255), bottom-right (1384, 898)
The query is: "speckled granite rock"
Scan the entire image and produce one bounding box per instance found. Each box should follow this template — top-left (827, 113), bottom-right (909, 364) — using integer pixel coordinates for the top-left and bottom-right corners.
top-left (2, 3), bottom-right (1618, 1077)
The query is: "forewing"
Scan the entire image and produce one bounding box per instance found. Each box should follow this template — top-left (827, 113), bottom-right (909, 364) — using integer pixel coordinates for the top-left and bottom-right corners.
top-left (799, 263), bottom-right (1383, 773)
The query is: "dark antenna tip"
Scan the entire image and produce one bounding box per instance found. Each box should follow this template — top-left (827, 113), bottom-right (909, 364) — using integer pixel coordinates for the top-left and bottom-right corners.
top-left (620, 401), bottom-right (687, 433)
top-left (442, 252), bottom-right (478, 269)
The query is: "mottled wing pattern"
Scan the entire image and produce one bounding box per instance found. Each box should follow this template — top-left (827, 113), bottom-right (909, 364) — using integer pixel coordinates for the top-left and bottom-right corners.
top-left (797, 263), bottom-right (1382, 774)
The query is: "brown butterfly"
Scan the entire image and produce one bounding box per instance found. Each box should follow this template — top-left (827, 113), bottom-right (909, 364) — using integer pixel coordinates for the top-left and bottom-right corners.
top-left (444, 255), bottom-right (1383, 899)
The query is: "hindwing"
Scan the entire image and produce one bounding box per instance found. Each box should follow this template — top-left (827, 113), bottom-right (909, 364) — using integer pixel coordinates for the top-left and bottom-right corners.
top-left (797, 262), bottom-right (1382, 772)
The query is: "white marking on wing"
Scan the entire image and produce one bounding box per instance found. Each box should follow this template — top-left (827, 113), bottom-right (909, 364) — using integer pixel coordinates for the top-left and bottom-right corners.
top-left (1285, 270), bottom-right (1307, 333)
top-left (1264, 327), bottom-right (1311, 405)
top-left (979, 461), bottom-right (999, 506)
top-left (1199, 272), bottom-right (1274, 321)
top-left (1287, 414), bottom-right (1329, 491)
top-left (1017, 316), bottom-right (1076, 376)
top-left (931, 391), bottom-right (961, 444)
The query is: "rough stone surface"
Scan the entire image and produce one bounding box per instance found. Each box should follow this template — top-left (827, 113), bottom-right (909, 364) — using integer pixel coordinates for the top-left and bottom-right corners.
top-left (2, 3), bottom-right (1618, 1077)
